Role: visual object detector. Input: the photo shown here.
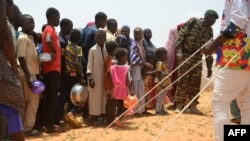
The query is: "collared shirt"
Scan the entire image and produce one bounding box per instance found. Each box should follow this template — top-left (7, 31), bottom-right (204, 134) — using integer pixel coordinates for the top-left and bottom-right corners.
top-left (17, 32), bottom-right (39, 76)
top-left (216, 0), bottom-right (250, 69)
top-left (106, 30), bottom-right (116, 41)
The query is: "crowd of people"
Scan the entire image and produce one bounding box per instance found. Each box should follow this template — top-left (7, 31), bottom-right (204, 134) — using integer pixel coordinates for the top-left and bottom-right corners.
top-left (1, 0), bottom-right (250, 141)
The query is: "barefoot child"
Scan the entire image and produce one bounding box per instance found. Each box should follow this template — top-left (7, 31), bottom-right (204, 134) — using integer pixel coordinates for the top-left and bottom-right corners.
top-left (110, 48), bottom-right (132, 127)
top-left (147, 47), bottom-right (172, 115)
top-left (104, 41), bottom-right (118, 125)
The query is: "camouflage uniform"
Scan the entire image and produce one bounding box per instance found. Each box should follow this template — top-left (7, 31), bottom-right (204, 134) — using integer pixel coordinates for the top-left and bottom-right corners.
top-left (175, 17), bottom-right (213, 106)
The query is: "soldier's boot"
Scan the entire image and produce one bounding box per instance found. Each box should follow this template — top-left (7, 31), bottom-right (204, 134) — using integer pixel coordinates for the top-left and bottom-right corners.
top-left (174, 103), bottom-right (184, 113)
top-left (190, 103), bottom-right (203, 115)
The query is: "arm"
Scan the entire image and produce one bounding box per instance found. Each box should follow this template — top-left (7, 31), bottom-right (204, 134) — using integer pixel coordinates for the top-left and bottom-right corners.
top-left (126, 69), bottom-right (134, 95)
top-left (205, 55), bottom-right (213, 78)
top-left (0, 1), bottom-right (18, 74)
top-left (86, 48), bottom-right (95, 88)
top-left (203, 1), bottom-right (248, 55)
top-left (45, 34), bottom-right (56, 54)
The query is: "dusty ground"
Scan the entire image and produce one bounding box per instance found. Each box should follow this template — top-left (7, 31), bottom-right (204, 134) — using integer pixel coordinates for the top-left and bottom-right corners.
top-left (26, 89), bottom-right (215, 141)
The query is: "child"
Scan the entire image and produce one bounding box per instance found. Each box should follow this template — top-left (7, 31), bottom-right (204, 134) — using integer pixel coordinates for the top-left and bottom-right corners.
top-left (110, 48), bottom-right (132, 127)
top-left (144, 52), bottom-right (157, 110)
top-left (63, 28), bottom-right (85, 128)
top-left (104, 41), bottom-right (118, 125)
top-left (86, 29), bottom-right (107, 126)
top-left (16, 14), bottom-right (40, 136)
top-left (41, 7), bottom-right (61, 133)
top-left (155, 47), bottom-right (172, 115)
top-left (147, 47), bottom-right (172, 115)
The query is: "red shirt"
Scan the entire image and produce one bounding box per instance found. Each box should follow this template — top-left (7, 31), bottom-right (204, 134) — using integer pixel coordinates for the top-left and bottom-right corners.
top-left (42, 25), bottom-right (61, 74)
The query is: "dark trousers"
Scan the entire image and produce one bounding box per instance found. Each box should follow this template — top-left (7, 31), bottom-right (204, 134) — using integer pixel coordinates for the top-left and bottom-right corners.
top-left (42, 71), bottom-right (60, 128)
top-left (116, 99), bottom-right (125, 117)
top-left (105, 98), bottom-right (116, 124)
top-left (54, 73), bottom-right (78, 125)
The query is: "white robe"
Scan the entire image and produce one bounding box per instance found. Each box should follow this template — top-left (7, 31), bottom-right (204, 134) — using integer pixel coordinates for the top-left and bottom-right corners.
top-left (87, 44), bottom-right (107, 116)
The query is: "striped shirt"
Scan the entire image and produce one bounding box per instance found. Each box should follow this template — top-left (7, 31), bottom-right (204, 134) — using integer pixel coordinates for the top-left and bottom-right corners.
top-left (65, 43), bottom-right (83, 72)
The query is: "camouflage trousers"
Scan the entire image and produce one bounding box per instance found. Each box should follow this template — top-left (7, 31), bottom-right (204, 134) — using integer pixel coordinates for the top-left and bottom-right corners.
top-left (175, 56), bottom-right (202, 104)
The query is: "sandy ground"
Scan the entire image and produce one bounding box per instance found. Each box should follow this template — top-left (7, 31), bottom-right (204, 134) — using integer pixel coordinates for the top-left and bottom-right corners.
top-left (25, 89), bottom-right (215, 141)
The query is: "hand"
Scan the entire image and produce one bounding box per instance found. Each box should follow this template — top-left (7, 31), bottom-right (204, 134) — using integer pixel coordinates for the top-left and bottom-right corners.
top-left (202, 40), bottom-right (216, 56)
top-left (27, 77), bottom-right (34, 89)
top-left (144, 63), bottom-right (152, 69)
top-left (207, 69), bottom-right (212, 78)
top-left (89, 79), bottom-right (95, 88)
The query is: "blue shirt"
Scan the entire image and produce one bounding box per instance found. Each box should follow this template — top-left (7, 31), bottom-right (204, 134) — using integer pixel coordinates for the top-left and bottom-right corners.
top-left (80, 25), bottom-right (98, 62)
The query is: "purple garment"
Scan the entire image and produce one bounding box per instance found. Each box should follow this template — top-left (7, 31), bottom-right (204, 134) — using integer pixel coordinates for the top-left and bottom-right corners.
top-left (0, 105), bottom-right (23, 133)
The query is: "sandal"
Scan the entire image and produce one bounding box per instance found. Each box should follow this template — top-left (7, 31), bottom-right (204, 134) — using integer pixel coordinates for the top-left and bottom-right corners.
top-left (65, 113), bottom-right (82, 128)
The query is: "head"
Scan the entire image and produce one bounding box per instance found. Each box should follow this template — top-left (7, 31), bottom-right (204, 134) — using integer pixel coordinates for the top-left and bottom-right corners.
top-left (41, 24), bottom-right (47, 32)
top-left (121, 25), bottom-right (130, 38)
top-left (95, 29), bottom-right (106, 47)
top-left (95, 11), bottom-right (107, 29)
top-left (146, 52), bottom-right (156, 66)
top-left (116, 34), bottom-right (129, 49)
top-left (69, 29), bottom-right (81, 44)
top-left (86, 21), bottom-right (95, 27)
top-left (156, 47), bottom-right (168, 62)
top-left (8, 4), bottom-right (22, 30)
top-left (133, 27), bottom-right (143, 41)
top-left (143, 28), bottom-right (152, 41)
top-left (6, 0), bottom-right (14, 18)
top-left (105, 41), bottom-right (119, 56)
top-left (46, 7), bottom-right (60, 27)
top-left (107, 18), bottom-right (118, 34)
top-left (202, 9), bottom-right (218, 27)
top-left (60, 18), bottom-right (73, 35)
top-left (20, 14), bottom-right (35, 34)
top-left (114, 47), bottom-right (128, 64)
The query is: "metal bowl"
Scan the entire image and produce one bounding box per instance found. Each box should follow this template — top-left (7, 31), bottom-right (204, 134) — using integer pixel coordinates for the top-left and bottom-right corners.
top-left (70, 83), bottom-right (88, 106)
top-left (39, 53), bottom-right (52, 63)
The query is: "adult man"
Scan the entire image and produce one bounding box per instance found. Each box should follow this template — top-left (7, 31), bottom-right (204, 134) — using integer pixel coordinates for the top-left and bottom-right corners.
top-left (174, 9), bottom-right (218, 114)
top-left (203, 1), bottom-right (250, 140)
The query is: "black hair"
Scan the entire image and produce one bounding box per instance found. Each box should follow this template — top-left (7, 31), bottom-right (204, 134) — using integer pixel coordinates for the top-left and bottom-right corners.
top-left (107, 19), bottom-right (117, 26)
top-left (95, 12), bottom-right (107, 22)
top-left (114, 47), bottom-right (127, 61)
top-left (46, 7), bottom-right (59, 20)
top-left (105, 41), bottom-right (118, 55)
top-left (41, 24), bottom-right (47, 32)
top-left (146, 51), bottom-right (156, 62)
top-left (60, 18), bottom-right (73, 29)
top-left (69, 29), bottom-right (81, 43)
top-left (155, 47), bottom-right (167, 59)
top-left (6, 0), bottom-right (13, 5)
top-left (96, 29), bottom-right (106, 37)
top-left (20, 14), bottom-right (32, 24)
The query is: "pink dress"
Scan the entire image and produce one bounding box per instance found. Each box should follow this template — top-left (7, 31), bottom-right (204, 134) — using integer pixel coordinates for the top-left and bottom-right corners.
top-left (110, 65), bottom-right (130, 100)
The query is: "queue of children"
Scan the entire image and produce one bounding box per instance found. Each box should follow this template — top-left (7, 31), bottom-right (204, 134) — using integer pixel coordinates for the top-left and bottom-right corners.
top-left (0, 2), bottom-right (184, 139)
